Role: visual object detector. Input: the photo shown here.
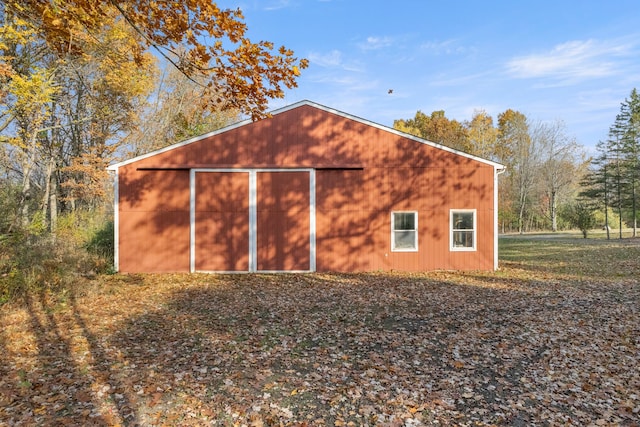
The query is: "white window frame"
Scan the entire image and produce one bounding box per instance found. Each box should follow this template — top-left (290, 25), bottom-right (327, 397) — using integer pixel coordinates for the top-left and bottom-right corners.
top-left (391, 211), bottom-right (418, 252)
top-left (450, 209), bottom-right (477, 251)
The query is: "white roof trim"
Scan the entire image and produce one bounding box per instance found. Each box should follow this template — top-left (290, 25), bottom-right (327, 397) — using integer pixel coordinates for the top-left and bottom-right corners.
top-left (107, 100), bottom-right (505, 171)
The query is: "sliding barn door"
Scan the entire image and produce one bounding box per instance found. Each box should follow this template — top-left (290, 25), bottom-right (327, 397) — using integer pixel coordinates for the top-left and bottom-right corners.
top-left (194, 171), bottom-right (250, 271)
top-left (257, 171), bottom-right (311, 271)
top-left (193, 170), bottom-right (313, 272)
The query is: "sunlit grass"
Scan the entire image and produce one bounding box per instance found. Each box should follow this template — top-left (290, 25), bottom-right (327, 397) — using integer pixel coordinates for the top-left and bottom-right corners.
top-left (499, 234), bottom-right (640, 281)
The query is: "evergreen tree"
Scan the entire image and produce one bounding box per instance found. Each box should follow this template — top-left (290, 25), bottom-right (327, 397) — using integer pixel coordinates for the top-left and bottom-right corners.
top-left (618, 89), bottom-right (640, 237)
top-left (580, 140), bottom-right (611, 239)
top-left (607, 117), bottom-right (626, 239)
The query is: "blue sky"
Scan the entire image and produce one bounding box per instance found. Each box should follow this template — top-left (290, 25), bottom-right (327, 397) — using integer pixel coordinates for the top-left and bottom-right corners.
top-left (218, 0), bottom-right (640, 152)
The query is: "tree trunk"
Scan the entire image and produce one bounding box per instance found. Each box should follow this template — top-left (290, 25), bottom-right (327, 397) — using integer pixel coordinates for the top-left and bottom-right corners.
top-left (19, 170), bottom-right (31, 228)
top-left (617, 166), bottom-right (623, 239)
top-left (550, 189), bottom-right (557, 232)
top-left (632, 180), bottom-right (637, 238)
top-left (50, 169), bottom-right (58, 233)
top-left (604, 166), bottom-right (610, 240)
top-left (518, 188), bottom-right (527, 234)
top-left (18, 132), bottom-right (39, 228)
top-left (40, 155), bottom-right (54, 231)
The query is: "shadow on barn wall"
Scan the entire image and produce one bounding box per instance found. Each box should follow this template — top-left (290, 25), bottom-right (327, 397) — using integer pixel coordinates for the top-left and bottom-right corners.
top-left (114, 103), bottom-right (496, 273)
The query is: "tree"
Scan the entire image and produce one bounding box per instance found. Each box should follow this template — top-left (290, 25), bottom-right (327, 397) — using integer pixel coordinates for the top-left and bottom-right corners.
top-left (581, 140), bottom-right (613, 239)
top-left (617, 88), bottom-right (640, 237)
top-left (465, 109), bottom-right (498, 160)
top-left (54, 16), bottom-right (157, 213)
top-left (562, 202), bottom-right (596, 238)
top-left (3, 0), bottom-right (308, 120)
top-left (0, 17), bottom-right (58, 228)
top-left (497, 109), bottom-right (537, 233)
top-left (3, 1), bottom-right (305, 234)
top-left (124, 62), bottom-right (240, 156)
top-left (535, 120), bottom-right (584, 232)
top-left (393, 110), bottom-right (470, 152)
top-left (1, 8), bottom-right (157, 230)
top-left (607, 113), bottom-right (631, 239)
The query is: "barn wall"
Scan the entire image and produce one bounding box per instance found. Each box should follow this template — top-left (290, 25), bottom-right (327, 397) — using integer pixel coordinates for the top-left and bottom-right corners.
top-left (257, 171), bottom-right (311, 271)
top-left (118, 166), bottom-right (190, 273)
top-left (195, 172), bottom-right (250, 271)
top-left (116, 104), bottom-right (498, 272)
top-left (315, 165), bottom-right (495, 272)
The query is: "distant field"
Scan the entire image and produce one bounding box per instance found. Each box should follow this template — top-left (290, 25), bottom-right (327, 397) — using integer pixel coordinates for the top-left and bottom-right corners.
top-left (1, 237), bottom-right (638, 426)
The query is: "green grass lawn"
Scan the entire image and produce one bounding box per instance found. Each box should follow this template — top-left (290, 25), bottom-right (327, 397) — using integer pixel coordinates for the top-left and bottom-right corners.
top-left (499, 234), bottom-right (640, 280)
top-left (1, 237), bottom-right (638, 426)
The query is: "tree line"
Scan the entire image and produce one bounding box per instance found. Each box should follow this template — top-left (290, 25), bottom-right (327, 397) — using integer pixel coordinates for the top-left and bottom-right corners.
top-left (394, 108), bottom-right (586, 234)
top-left (393, 93), bottom-right (640, 237)
top-left (581, 89), bottom-right (640, 239)
top-left (1, 2), bottom-right (638, 302)
top-left (1, 0), bottom-right (306, 235)
top-left (0, 0), bottom-right (306, 300)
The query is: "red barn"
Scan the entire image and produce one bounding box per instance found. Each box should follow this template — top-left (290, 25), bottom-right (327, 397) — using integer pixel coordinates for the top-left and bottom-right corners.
top-left (107, 101), bottom-right (504, 273)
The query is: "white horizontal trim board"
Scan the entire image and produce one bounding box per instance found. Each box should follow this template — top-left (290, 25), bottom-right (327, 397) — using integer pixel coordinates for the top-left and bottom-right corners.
top-left (189, 168), bottom-right (316, 273)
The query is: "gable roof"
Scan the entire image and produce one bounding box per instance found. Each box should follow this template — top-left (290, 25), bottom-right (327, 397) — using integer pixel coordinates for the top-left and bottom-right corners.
top-left (107, 100), bottom-right (505, 171)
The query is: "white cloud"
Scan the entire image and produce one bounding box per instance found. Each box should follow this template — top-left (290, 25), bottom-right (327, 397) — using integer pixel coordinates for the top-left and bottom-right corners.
top-left (358, 36), bottom-right (394, 51)
top-left (506, 39), bottom-right (634, 83)
top-left (308, 50), bottom-right (343, 67)
top-left (308, 50), bottom-right (363, 72)
top-left (419, 39), bottom-right (469, 55)
top-left (262, 0), bottom-right (293, 11)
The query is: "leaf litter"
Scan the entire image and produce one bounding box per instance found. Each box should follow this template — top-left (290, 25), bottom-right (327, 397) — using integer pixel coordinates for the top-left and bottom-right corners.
top-left (1, 240), bottom-right (639, 426)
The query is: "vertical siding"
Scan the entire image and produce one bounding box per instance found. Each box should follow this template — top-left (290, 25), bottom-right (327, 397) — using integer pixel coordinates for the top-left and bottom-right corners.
top-left (118, 167), bottom-right (190, 272)
top-left (116, 103), bottom-right (499, 273)
top-left (316, 169), bottom-right (375, 271)
top-left (257, 171), bottom-right (310, 271)
top-left (195, 172), bottom-right (250, 271)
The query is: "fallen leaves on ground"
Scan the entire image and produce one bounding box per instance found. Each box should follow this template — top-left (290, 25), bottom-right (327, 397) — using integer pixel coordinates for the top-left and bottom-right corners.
top-left (1, 241), bottom-right (639, 426)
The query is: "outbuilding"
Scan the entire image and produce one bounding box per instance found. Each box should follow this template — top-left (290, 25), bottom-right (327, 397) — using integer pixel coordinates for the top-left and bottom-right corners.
top-left (107, 100), bottom-right (504, 273)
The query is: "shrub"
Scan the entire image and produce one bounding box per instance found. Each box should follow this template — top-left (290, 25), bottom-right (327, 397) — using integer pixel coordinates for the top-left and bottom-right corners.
top-left (562, 202), bottom-right (597, 238)
top-left (86, 220), bottom-right (114, 268)
top-left (0, 211), bottom-right (114, 305)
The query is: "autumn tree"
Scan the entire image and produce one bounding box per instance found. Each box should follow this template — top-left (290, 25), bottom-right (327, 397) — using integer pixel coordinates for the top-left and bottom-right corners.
top-left (3, 0), bottom-right (308, 120)
top-left (496, 109), bottom-right (537, 233)
top-left (394, 110), bottom-right (470, 152)
top-left (55, 16), bottom-right (156, 215)
top-left (0, 16), bottom-right (58, 228)
top-left (2, 0), bottom-right (307, 235)
top-left (1, 8), bottom-right (157, 231)
top-left (465, 109), bottom-right (498, 160)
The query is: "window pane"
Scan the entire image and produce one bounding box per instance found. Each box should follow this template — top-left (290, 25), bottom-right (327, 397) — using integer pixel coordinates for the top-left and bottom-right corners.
top-left (453, 230), bottom-right (473, 247)
top-left (394, 213), bottom-right (415, 230)
top-left (453, 212), bottom-right (474, 230)
top-left (394, 231), bottom-right (416, 249)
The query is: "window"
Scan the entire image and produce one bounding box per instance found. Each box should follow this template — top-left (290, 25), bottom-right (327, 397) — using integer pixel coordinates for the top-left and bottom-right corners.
top-left (391, 211), bottom-right (418, 251)
top-left (451, 210), bottom-right (476, 251)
